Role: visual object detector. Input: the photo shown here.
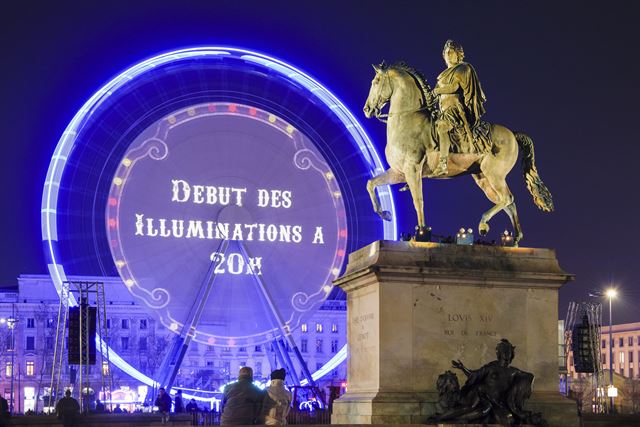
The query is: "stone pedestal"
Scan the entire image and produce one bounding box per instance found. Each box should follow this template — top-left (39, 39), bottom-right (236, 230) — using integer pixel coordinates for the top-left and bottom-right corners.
top-left (331, 241), bottom-right (578, 426)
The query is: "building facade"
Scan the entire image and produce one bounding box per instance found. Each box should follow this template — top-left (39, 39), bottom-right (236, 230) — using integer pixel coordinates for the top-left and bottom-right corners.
top-left (0, 274), bottom-right (347, 413)
top-left (566, 322), bottom-right (640, 379)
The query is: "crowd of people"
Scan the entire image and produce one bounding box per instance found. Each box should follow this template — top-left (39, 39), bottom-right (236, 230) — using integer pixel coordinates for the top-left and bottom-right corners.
top-left (221, 366), bottom-right (292, 425)
top-left (155, 366), bottom-right (293, 425)
top-left (46, 366), bottom-right (293, 426)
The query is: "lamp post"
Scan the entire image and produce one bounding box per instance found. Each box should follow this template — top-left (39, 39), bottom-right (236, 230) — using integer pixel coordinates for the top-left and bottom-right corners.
top-left (7, 304), bottom-right (17, 415)
top-left (588, 287), bottom-right (618, 414)
top-left (605, 288), bottom-right (617, 413)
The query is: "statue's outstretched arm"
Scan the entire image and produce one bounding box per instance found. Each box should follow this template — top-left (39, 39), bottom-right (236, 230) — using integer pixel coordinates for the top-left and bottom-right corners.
top-left (451, 359), bottom-right (473, 377)
top-left (433, 82), bottom-right (459, 95)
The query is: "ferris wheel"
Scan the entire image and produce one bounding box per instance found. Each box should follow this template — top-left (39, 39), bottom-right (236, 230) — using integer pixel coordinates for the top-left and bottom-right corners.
top-left (42, 47), bottom-right (396, 396)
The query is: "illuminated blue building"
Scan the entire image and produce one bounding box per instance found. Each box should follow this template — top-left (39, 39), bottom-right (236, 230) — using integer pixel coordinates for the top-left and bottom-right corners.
top-left (0, 274), bottom-right (346, 413)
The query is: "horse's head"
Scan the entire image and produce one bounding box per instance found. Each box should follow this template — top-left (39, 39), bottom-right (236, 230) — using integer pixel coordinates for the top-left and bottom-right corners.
top-left (363, 61), bottom-right (392, 119)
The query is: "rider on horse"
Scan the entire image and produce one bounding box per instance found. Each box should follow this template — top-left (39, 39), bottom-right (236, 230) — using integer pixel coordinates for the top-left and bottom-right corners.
top-left (432, 40), bottom-right (487, 176)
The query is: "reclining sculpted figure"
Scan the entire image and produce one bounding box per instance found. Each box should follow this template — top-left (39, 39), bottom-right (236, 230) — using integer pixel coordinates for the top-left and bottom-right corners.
top-left (428, 339), bottom-right (548, 426)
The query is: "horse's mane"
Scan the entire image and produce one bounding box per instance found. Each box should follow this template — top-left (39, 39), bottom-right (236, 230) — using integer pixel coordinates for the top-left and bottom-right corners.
top-left (389, 62), bottom-right (437, 111)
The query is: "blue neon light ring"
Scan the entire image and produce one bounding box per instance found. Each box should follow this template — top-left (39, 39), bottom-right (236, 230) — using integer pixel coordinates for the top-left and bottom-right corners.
top-left (42, 46), bottom-right (397, 393)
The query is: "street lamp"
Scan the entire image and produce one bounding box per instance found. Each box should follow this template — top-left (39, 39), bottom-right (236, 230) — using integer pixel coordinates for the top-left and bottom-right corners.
top-left (589, 287), bottom-right (618, 413)
top-left (7, 311), bottom-right (17, 415)
top-left (605, 288), bottom-right (617, 413)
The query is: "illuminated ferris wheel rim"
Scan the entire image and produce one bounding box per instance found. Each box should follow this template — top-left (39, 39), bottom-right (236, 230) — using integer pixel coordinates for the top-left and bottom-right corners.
top-left (41, 46), bottom-right (397, 396)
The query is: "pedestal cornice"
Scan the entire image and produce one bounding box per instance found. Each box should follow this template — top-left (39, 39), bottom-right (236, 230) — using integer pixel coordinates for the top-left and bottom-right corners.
top-left (334, 241), bottom-right (574, 291)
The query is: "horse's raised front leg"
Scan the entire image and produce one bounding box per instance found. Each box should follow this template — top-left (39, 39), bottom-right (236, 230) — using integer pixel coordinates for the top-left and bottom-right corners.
top-left (404, 163), bottom-right (425, 228)
top-left (367, 168), bottom-right (405, 221)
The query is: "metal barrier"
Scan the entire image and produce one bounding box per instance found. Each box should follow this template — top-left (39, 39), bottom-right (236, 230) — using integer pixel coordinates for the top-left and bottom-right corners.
top-left (188, 409), bottom-right (331, 425)
top-left (287, 409), bottom-right (331, 424)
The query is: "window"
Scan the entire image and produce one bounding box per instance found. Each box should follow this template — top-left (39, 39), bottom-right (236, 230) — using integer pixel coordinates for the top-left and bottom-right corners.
top-left (612, 339), bottom-right (615, 348)
top-left (5, 362), bottom-right (11, 377)
top-left (140, 319), bottom-right (148, 330)
top-left (619, 337), bottom-right (624, 347)
top-left (46, 337), bottom-right (54, 350)
top-left (121, 319), bottom-right (129, 329)
top-left (602, 339), bottom-right (606, 349)
top-left (26, 361), bottom-right (34, 376)
top-left (254, 345), bottom-right (262, 352)
top-left (139, 337), bottom-right (147, 351)
top-left (630, 351), bottom-right (634, 363)
top-left (102, 362), bottom-right (109, 375)
top-left (331, 339), bottom-right (339, 353)
top-left (26, 336), bottom-right (35, 351)
top-left (239, 347), bottom-right (247, 352)
top-left (316, 339), bottom-right (323, 353)
top-left (121, 337), bottom-right (129, 350)
top-left (301, 323), bottom-right (308, 333)
top-left (620, 352), bottom-right (625, 364)
top-left (316, 323), bottom-right (323, 333)
top-left (206, 361), bottom-right (214, 366)
top-left (629, 337), bottom-right (634, 346)
top-left (106, 319), bottom-right (112, 329)
top-left (331, 323), bottom-right (338, 333)
top-left (631, 368), bottom-right (635, 378)
top-left (300, 339), bottom-right (308, 353)
top-left (26, 318), bottom-right (35, 328)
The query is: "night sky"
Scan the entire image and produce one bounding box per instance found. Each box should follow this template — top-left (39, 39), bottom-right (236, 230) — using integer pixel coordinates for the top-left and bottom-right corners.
top-left (2, 1), bottom-right (639, 323)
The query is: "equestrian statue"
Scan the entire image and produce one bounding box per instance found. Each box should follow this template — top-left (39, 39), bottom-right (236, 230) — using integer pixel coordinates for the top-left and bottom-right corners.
top-left (363, 40), bottom-right (553, 246)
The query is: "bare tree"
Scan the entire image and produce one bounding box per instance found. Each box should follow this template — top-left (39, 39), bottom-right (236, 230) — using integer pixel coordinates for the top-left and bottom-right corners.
top-left (147, 331), bottom-right (171, 378)
top-left (569, 374), bottom-right (597, 414)
top-left (624, 378), bottom-right (640, 414)
top-left (34, 303), bottom-right (55, 412)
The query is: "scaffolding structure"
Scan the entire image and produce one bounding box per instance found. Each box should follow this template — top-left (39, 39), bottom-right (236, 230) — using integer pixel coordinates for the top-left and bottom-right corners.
top-left (564, 301), bottom-right (605, 412)
top-left (49, 281), bottom-right (113, 412)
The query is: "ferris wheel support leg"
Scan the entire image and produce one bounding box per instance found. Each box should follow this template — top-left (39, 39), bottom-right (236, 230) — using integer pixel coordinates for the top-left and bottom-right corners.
top-left (275, 338), bottom-right (302, 385)
top-left (156, 239), bottom-right (230, 392)
top-left (238, 242), bottom-right (325, 406)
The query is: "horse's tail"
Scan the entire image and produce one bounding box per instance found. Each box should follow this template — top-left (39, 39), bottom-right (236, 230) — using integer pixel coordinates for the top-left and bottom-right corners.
top-left (514, 132), bottom-right (554, 212)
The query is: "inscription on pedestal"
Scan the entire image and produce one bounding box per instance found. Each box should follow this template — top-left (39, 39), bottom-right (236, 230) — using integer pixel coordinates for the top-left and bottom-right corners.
top-left (442, 311), bottom-right (497, 337)
top-left (352, 312), bottom-right (375, 352)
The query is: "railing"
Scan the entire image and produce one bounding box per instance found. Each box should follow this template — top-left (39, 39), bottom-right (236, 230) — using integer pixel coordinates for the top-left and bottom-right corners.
top-left (188, 409), bottom-right (331, 425)
top-left (189, 411), bottom-right (220, 425)
top-left (287, 409), bottom-right (331, 424)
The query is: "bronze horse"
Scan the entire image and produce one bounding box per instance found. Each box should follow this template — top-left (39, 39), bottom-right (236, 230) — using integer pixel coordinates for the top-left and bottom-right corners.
top-left (363, 62), bottom-right (553, 245)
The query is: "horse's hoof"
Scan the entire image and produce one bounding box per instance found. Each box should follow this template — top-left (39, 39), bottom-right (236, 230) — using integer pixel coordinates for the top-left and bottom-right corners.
top-left (379, 211), bottom-right (392, 221)
top-left (478, 223), bottom-right (489, 236)
top-left (399, 184), bottom-right (409, 192)
top-left (514, 234), bottom-right (523, 247)
top-left (414, 226), bottom-right (431, 242)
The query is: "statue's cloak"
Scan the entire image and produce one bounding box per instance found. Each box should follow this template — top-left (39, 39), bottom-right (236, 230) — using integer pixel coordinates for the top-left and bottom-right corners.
top-left (437, 62), bottom-right (486, 125)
